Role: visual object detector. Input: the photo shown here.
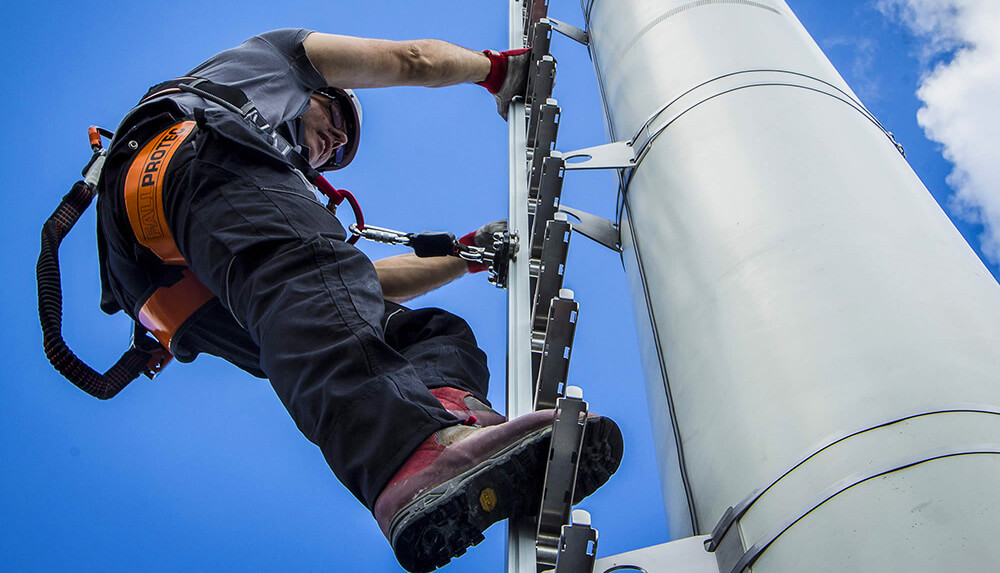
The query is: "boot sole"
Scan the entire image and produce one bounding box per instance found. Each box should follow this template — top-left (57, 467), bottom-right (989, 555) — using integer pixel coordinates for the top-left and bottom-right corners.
top-left (388, 416), bottom-right (623, 573)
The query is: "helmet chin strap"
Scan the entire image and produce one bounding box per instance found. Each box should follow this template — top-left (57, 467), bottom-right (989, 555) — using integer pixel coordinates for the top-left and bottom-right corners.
top-left (314, 174), bottom-right (364, 244)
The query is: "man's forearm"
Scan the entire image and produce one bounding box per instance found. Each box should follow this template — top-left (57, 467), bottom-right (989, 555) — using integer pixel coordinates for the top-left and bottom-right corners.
top-left (303, 33), bottom-right (491, 89)
top-left (374, 253), bottom-right (470, 303)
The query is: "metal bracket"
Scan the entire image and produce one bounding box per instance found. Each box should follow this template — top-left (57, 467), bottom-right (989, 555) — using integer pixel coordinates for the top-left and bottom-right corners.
top-left (533, 291), bottom-right (578, 410)
top-left (709, 511), bottom-right (746, 573)
top-left (529, 20), bottom-right (553, 71)
top-left (562, 141), bottom-right (636, 171)
top-left (553, 510), bottom-right (599, 573)
top-left (546, 18), bottom-right (589, 46)
top-left (530, 217), bottom-right (572, 327)
top-left (558, 205), bottom-right (621, 253)
top-left (526, 21), bottom-right (552, 113)
top-left (528, 56), bottom-right (557, 148)
top-left (529, 100), bottom-right (561, 197)
top-left (530, 154), bottom-right (567, 256)
top-left (488, 230), bottom-right (519, 290)
top-left (536, 389), bottom-right (589, 571)
top-left (530, 218), bottom-right (572, 386)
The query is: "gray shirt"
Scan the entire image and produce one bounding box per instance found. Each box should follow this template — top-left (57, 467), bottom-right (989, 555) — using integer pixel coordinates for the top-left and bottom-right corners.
top-left (97, 29), bottom-right (330, 319)
top-left (182, 28), bottom-right (327, 145)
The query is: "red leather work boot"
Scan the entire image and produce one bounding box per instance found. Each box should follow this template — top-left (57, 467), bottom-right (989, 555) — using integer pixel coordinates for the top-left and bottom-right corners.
top-left (430, 387), bottom-right (506, 427)
top-left (373, 410), bottom-right (623, 573)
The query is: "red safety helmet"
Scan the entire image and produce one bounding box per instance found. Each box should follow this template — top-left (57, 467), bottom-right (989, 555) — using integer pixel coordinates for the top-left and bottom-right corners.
top-left (315, 87), bottom-right (362, 171)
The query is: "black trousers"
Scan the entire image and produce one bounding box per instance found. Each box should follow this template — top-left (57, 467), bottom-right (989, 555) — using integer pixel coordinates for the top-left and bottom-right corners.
top-left (112, 111), bottom-right (491, 509)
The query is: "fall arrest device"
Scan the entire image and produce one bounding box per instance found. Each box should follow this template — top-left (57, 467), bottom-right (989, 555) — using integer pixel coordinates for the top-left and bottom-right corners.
top-left (349, 223), bottom-right (517, 289)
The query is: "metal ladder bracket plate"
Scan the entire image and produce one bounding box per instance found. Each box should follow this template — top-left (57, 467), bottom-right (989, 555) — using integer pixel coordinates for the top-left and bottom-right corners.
top-left (535, 394), bottom-right (590, 571)
top-left (529, 153), bottom-right (566, 228)
top-left (530, 20), bottom-right (554, 68)
top-left (527, 57), bottom-right (558, 148)
top-left (545, 17), bottom-right (590, 46)
top-left (530, 219), bottom-right (572, 332)
top-left (558, 205), bottom-right (621, 253)
top-left (554, 518), bottom-right (599, 573)
top-left (533, 295), bottom-right (579, 409)
top-left (530, 160), bottom-right (568, 257)
top-left (561, 141), bottom-right (636, 170)
top-left (529, 101), bottom-right (561, 197)
top-left (526, 23), bottom-right (553, 108)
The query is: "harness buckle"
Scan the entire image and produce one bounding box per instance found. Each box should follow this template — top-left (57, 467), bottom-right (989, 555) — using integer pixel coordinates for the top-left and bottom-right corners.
top-left (130, 327), bottom-right (174, 379)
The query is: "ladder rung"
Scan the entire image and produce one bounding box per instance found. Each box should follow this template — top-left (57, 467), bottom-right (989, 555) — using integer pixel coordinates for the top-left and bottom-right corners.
top-left (527, 21), bottom-right (554, 105)
top-left (529, 101), bottom-right (561, 198)
top-left (553, 512), bottom-right (599, 573)
top-left (529, 155), bottom-right (566, 253)
top-left (527, 56), bottom-right (557, 149)
top-left (533, 295), bottom-right (578, 409)
top-left (529, 20), bottom-right (553, 74)
top-left (530, 219), bottom-right (572, 331)
top-left (535, 393), bottom-right (589, 571)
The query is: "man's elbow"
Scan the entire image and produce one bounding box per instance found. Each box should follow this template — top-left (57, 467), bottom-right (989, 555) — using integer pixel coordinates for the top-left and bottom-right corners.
top-left (396, 41), bottom-right (444, 85)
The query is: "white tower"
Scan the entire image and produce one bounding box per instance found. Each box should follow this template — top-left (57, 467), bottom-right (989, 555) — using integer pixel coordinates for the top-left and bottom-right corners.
top-left (583, 0), bottom-right (1000, 570)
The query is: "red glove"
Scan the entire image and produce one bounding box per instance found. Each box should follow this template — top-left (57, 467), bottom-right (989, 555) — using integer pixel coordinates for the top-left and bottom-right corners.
top-left (458, 232), bottom-right (489, 273)
top-left (459, 220), bottom-right (507, 273)
top-left (477, 48), bottom-right (532, 120)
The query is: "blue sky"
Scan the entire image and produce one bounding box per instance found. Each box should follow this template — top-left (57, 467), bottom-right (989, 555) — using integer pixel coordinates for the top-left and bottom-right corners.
top-left (2, 1), bottom-right (997, 571)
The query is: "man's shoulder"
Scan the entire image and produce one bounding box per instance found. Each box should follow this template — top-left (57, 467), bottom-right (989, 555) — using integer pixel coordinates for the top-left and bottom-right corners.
top-left (204, 28), bottom-right (315, 67)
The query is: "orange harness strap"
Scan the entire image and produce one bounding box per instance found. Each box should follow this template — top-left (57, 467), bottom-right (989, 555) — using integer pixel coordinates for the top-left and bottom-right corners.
top-left (137, 269), bottom-right (214, 351)
top-left (124, 121), bottom-right (195, 264)
top-left (123, 121), bottom-right (214, 351)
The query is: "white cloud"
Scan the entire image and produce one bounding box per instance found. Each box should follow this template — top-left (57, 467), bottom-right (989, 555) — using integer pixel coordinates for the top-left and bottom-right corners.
top-left (878, 0), bottom-right (1000, 265)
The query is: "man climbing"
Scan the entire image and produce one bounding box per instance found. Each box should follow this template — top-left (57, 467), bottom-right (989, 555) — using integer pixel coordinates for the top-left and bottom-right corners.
top-left (92, 29), bottom-right (622, 572)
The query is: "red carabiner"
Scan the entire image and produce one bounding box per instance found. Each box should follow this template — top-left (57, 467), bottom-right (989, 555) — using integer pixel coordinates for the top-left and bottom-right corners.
top-left (314, 175), bottom-right (365, 244)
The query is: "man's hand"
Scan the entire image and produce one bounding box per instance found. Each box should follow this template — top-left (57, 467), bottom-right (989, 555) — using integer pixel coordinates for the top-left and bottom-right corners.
top-left (459, 220), bottom-right (507, 273)
top-left (477, 49), bottom-right (532, 120)
top-left (373, 221), bottom-right (504, 302)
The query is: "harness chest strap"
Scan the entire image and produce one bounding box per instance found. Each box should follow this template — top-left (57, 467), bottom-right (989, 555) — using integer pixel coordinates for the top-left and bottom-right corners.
top-left (124, 120), bottom-right (213, 352)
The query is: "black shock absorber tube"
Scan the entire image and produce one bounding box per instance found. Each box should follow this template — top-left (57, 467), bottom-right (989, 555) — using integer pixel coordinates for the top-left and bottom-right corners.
top-left (37, 181), bottom-right (155, 399)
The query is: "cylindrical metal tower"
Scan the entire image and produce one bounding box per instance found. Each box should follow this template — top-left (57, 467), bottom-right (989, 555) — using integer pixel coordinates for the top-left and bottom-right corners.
top-left (583, 0), bottom-right (1000, 570)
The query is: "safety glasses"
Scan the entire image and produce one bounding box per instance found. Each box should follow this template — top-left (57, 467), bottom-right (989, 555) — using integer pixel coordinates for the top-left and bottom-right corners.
top-left (321, 95), bottom-right (351, 166)
top-left (327, 99), bottom-right (346, 133)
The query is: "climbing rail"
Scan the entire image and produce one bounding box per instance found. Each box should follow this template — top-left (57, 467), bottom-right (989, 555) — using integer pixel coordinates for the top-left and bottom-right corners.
top-left (505, 1), bottom-right (629, 571)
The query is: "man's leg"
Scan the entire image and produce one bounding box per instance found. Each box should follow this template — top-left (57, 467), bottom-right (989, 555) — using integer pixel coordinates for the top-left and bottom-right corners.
top-left (163, 129), bottom-right (458, 509)
top-left (380, 302), bottom-right (490, 399)
top-left (172, 299), bottom-right (267, 378)
top-left (381, 302), bottom-right (505, 426)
